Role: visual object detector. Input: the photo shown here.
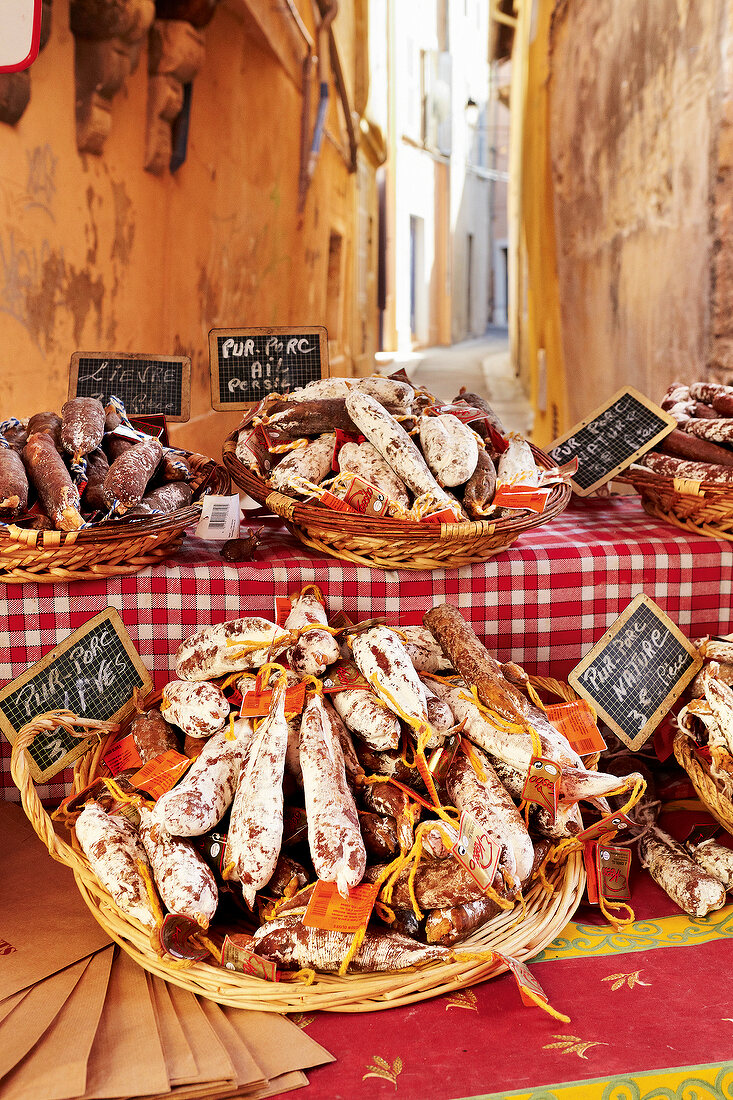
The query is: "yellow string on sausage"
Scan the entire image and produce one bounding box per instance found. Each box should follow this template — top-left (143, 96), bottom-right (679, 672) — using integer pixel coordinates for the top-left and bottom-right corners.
top-left (338, 925), bottom-right (367, 975)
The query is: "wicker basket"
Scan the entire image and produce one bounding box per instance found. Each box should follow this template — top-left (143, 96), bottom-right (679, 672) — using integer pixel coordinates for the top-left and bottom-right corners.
top-left (222, 432), bottom-right (571, 570)
top-left (673, 729), bottom-right (733, 835)
top-left (0, 451), bottom-right (230, 584)
top-left (618, 464), bottom-right (733, 541)
top-left (10, 697), bottom-right (586, 1014)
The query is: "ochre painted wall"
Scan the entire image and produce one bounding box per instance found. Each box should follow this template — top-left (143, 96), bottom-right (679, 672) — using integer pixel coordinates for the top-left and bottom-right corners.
top-left (0, 0), bottom-right (372, 459)
top-left (547, 0), bottom-right (723, 424)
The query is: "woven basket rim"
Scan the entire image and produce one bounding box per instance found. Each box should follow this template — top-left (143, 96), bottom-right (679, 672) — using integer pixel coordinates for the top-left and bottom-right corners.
top-left (222, 431), bottom-right (571, 545)
top-left (0, 449), bottom-right (230, 548)
top-left (10, 679), bottom-right (586, 1013)
top-left (619, 464), bottom-right (733, 496)
top-left (673, 728), bottom-right (733, 835)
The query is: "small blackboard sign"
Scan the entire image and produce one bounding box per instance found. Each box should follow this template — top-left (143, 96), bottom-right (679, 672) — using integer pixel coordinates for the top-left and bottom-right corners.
top-left (568, 594), bottom-right (702, 751)
top-left (548, 387), bottom-right (675, 496)
top-left (69, 352), bottom-right (191, 422)
top-left (209, 326), bottom-right (329, 410)
top-left (0, 608), bottom-right (153, 782)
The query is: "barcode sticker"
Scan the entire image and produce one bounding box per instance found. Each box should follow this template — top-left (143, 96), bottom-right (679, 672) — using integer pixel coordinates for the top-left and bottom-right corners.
top-left (195, 494), bottom-right (241, 541)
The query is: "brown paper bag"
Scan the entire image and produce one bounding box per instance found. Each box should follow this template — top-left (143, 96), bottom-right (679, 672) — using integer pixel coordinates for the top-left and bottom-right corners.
top-left (198, 999), bottom-right (266, 1089)
top-left (222, 1007), bottom-right (335, 1079)
top-left (0, 957), bottom-right (91, 1080)
top-left (166, 983), bottom-right (236, 1091)
top-left (0, 947), bottom-right (113, 1100)
top-left (0, 803), bottom-right (110, 1000)
top-left (78, 949), bottom-right (170, 1099)
top-left (148, 975), bottom-right (198, 1086)
top-left (0, 990), bottom-right (29, 1027)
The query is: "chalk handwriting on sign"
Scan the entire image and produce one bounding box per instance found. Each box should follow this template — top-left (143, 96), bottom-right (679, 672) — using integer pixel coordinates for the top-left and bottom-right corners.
top-left (548, 387), bottom-right (675, 496)
top-left (0, 608), bottom-right (153, 783)
top-left (209, 326), bottom-right (328, 410)
top-left (569, 594), bottom-right (702, 751)
top-left (69, 352), bottom-right (191, 421)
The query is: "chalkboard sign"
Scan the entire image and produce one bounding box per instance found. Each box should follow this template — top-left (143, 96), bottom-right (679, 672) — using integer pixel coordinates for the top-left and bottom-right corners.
top-left (549, 387), bottom-right (675, 496)
top-left (0, 608), bottom-right (153, 783)
top-left (69, 352), bottom-right (191, 422)
top-left (568, 594), bottom-right (702, 751)
top-left (209, 326), bottom-right (329, 410)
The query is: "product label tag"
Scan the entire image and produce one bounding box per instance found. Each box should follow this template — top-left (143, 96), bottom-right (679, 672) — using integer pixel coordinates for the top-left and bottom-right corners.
top-left (129, 750), bottom-right (191, 799)
top-left (239, 680), bottom-right (307, 717)
top-left (493, 484), bottom-right (551, 513)
top-left (451, 810), bottom-right (500, 892)
top-left (221, 934), bottom-right (279, 981)
top-left (303, 879), bottom-right (379, 933)
top-left (320, 489), bottom-right (355, 514)
top-left (495, 952), bottom-right (549, 1008)
top-left (597, 843), bottom-right (632, 902)
top-left (583, 840), bottom-right (600, 905)
top-left (427, 734), bottom-right (461, 784)
top-left (421, 506), bottom-right (464, 524)
top-left (576, 811), bottom-right (634, 844)
top-left (321, 659), bottom-right (370, 693)
top-left (193, 831), bottom-right (229, 874)
top-left (239, 424), bottom-right (274, 473)
top-left (274, 596), bottom-right (292, 627)
top-left (521, 757), bottom-right (561, 819)
top-left (159, 914), bottom-right (210, 961)
top-left (103, 733), bottom-right (143, 776)
top-left (195, 494), bottom-right (241, 541)
top-left (546, 699), bottom-right (607, 756)
top-left (685, 822), bottom-right (722, 849)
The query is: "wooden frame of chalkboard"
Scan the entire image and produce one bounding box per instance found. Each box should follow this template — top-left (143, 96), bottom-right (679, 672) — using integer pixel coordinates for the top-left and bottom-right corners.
top-left (568, 594), bottom-right (702, 751)
top-left (69, 352), bottom-right (192, 422)
top-left (548, 386), bottom-right (676, 496)
top-left (0, 608), bottom-right (153, 783)
top-left (208, 325), bottom-right (329, 411)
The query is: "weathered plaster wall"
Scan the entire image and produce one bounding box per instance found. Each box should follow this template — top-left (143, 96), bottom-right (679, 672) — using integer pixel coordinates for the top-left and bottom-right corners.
top-left (549, 0), bottom-right (723, 422)
top-left (0, 0), bottom-right (368, 459)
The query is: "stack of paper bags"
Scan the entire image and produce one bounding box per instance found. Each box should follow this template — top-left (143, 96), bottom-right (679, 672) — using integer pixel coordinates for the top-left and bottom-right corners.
top-left (0, 801), bottom-right (334, 1099)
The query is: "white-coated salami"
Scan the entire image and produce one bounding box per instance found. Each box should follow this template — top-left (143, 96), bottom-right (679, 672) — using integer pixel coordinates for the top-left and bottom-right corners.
top-left (175, 616), bottom-right (292, 681)
top-left (639, 827), bottom-right (726, 916)
top-left (161, 680), bottom-right (229, 740)
top-left (397, 624), bottom-right (453, 672)
top-left (227, 674), bottom-right (290, 907)
top-left (337, 441), bottom-right (410, 508)
top-left (138, 806), bottom-right (218, 928)
top-left (331, 687), bottom-right (401, 751)
top-left (156, 718), bottom-right (253, 836)
top-left (418, 414), bottom-right (479, 487)
top-left (299, 690), bottom-right (367, 896)
top-left (687, 837), bottom-right (733, 889)
top-left (75, 804), bottom-right (157, 930)
top-left (268, 433), bottom-right (336, 492)
top-left (497, 436), bottom-right (540, 486)
top-left (285, 586), bottom-right (340, 676)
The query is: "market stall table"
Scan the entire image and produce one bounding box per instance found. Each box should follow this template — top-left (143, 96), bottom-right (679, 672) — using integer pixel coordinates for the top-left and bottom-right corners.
top-left (1, 494), bottom-right (731, 804)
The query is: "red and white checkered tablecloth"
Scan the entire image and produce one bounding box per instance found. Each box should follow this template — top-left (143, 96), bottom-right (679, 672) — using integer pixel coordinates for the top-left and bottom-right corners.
top-left (2, 494), bottom-right (731, 804)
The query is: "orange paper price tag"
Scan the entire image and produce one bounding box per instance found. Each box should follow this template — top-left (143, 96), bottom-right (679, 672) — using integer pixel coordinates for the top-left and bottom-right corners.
top-left (546, 699), bottom-right (607, 756)
top-left (583, 840), bottom-right (600, 905)
top-left (129, 750), bottom-right (191, 799)
top-left (421, 506), bottom-right (463, 524)
top-left (274, 597), bottom-right (292, 627)
top-left (303, 879), bottom-right (379, 933)
top-left (521, 757), bottom-right (561, 819)
top-left (103, 733), bottom-right (143, 776)
top-left (576, 811), bottom-right (634, 845)
top-left (239, 681), bottom-right (307, 717)
top-left (493, 485), bottom-right (551, 513)
top-left (451, 810), bottom-right (500, 892)
top-left (222, 934), bottom-right (279, 981)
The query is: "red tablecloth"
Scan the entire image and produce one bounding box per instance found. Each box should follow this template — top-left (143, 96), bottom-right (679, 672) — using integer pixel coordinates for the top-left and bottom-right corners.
top-left (1, 494), bottom-right (731, 802)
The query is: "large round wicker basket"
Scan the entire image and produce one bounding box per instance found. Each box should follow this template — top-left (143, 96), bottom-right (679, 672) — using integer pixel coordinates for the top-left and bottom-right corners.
top-left (673, 729), bottom-right (733, 835)
top-left (618, 464), bottom-right (733, 541)
top-left (222, 431), bottom-right (571, 570)
top-left (10, 686), bottom-right (586, 1013)
top-left (0, 451), bottom-right (230, 584)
